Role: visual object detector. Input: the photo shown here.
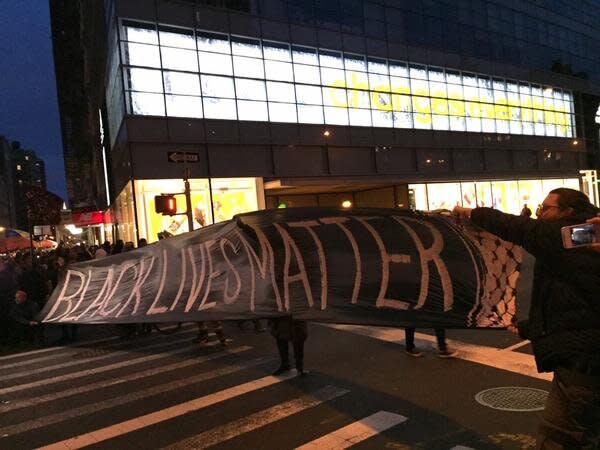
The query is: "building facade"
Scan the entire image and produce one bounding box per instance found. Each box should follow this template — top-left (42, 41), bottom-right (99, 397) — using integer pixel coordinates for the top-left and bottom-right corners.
top-left (61, 0), bottom-right (600, 243)
top-left (9, 141), bottom-right (48, 230)
top-left (0, 136), bottom-right (16, 229)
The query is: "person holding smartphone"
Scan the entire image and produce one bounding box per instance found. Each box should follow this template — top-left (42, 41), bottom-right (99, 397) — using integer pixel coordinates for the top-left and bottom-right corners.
top-left (454, 188), bottom-right (600, 449)
top-left (586, 212), bottom-right (600, 253)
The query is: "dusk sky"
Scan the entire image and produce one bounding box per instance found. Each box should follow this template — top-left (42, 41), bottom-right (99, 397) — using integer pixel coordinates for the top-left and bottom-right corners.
top-left (0, 0), bottom-right (66, 199)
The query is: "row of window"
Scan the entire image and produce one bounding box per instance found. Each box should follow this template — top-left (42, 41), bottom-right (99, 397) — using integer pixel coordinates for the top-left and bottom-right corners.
top-left (123, 62), bottom-right (573, 112)
top-left (127, 91), bottom-right (573, 137)
top-left (120, 22), bottom-right (576, 137)
top-left (121, 23), bottom-right (574, 99)
top-left (124, 66), bottom-right (575, 131)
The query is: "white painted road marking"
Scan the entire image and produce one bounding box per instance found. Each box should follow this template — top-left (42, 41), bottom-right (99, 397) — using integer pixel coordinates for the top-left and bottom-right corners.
top-left (0, 346), bottom-right (252, 412)
top-left (38, 371), bottom-right (299, 450)
top-left (502, 340), bottom-right (531, 352)
top-left (0, 335), bottom-right (199, 396)
top-left (296, 411), bottom-right (408, 449)
top-left (0, 324), bottom-right (195, 371)
top-left (0, 356), bottom-right (273, 436)
top-left (165, 385), bottom-right (350, 449)
top-left (324, 324), bottom-right (552, 381)
top-left (0, 331), bottom-right (197, 382)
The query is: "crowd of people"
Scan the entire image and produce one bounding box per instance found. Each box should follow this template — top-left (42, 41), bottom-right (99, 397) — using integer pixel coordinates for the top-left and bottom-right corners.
top-left (0, 239), bottom-right (146, 346)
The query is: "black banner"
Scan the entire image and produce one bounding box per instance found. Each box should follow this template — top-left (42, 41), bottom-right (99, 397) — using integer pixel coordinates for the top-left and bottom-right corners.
top-left (38, 208), bottom-right (522, 328)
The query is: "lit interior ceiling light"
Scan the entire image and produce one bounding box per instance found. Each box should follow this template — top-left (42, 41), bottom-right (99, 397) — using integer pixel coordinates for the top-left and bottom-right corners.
top-left (323, 130), bottom-right (331, 137)
top-left (572, 140), bottom-right (578, 145)
top-left (341, 200), bottom-right (352, 208)
top-left (65, 224), bottom-right (83, 235)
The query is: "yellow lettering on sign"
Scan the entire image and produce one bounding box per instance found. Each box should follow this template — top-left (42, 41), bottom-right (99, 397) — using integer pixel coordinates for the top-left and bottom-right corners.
top-left (321, 75), bottom-right (571, 132)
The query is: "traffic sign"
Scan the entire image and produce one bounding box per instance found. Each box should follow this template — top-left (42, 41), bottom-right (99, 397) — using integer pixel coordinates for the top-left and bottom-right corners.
top-left (167, 151), bottom-right (200, 163)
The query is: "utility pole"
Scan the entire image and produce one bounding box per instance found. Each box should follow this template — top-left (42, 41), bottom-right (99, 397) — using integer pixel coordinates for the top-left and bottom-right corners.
top-left (183, 167), bottom-right (194, 232)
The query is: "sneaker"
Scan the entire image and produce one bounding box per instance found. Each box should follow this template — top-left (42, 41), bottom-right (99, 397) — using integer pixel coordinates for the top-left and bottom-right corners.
top-left (272, 365), bottom-right (291, 376)
top-left (438, 348), bottom-right (458, 358)
top-left (405, 348), bottom-right (423, 357)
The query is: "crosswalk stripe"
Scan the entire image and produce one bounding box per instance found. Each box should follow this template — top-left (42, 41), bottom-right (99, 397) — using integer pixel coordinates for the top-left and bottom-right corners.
top-left (0, 323), bottom-right (195, 365)
top-left (0, 330), bottom-right (198, 382)
top-left (0, 356), bottom-right (274, 436)
top-left (0, 336), bottom-right (201, 396)
top-left (324, 324), bottom-right (552, 381)
top-left (502, 340), bottom-right (531, 352)
top-left (0, 335), bottom-right (118, 362)
top-left (38, 370), bottom-right (298, 450)
top-left (0, 326), bottom-right (195, 372)
top-left (295, 411), bottom-right (408, 449)
top-left (0, 346), bottom-right (252, 412)
top-left (164, 385), bottom-right (350, 450)
top-left (0, 330), bottom-right (197, 381)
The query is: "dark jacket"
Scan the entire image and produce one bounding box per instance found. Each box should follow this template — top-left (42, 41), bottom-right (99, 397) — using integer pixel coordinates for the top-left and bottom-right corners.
top-left (471, 208), bottom-right (600, 373)
top-left (9, 300), bottom-right (40, 326)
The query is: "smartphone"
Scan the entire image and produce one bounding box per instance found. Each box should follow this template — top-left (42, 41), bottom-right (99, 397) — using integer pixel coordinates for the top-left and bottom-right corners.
top-left (561, 222), bottom-right (600, 248)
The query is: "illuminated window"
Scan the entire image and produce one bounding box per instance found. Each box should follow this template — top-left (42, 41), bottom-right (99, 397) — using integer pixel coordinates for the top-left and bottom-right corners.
top-left (237, 100), bottom-right (268, 121)
top-left (120, 22), bottom-right (576, 137)
top-left (264, 60), bottom-right (294, 82)
top-left (267, 81), bottom-right (295, 103)
top-left (298, 105), bottom-right (323, 124)
top-left (201, 75), bottom-right (235, 98)
top-left (233, 56), bottom-right (264, 78)
top-left (166, 95), bottom-right (202, 118)
top-left (159, 28), bottom-right (195, 49)
top-left (198, 52), bottom-right (233, 75)
top-left (163, 71), bottom-right (200, 95)
top-left (130, 92), bottom-right (165, 116)
top-left (16, 164), bottom-right (21, 171)
top-left (161, 47), bottom-right (199, 72)
top-left (268, 102), bottom-right (297, 122)
top-left (125, 67), bottom-right (163, 92)
top-left (196, 31), bottom-right (230, 53)
top-left (235, 79), bottom-right (266, 101)
top-left (203, 97), bottom-right (236, 119)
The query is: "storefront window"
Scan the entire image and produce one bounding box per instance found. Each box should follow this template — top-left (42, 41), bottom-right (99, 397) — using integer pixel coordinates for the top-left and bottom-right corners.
top-left (134, 177), bottom-right (261, 242)
top-left (408, 184), bottom-right (427, 210)
top-left (427, 183), bottom-right (461, 210)
top-left (460, 182), bottom-right (477, 208)
top-left (475, 182), bottom-right (493, 207)
top-left (113, 183), bottom-right (136, 243)
top-left (492, 180), bottom-right (520, 214)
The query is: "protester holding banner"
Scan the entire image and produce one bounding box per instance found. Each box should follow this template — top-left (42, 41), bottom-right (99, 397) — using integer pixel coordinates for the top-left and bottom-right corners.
top-left (269, 318), bottom-right (308, 376)
top-left (404, 328), bottom-right (457, 358)
top-left (9, 290), bottom-right (44, 345)
top-left (454, 188), bottom-right (600, 449)
top-left (194, 321), bottom-right (228, 346)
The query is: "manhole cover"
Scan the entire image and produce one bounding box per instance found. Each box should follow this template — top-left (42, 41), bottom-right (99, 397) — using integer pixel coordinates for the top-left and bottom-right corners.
top-left (475, 387), bottom-right (548, 412)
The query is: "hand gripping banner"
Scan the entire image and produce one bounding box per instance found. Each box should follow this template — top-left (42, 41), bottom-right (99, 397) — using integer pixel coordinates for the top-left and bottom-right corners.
top-left (38, 208), bottom-right (522, 328)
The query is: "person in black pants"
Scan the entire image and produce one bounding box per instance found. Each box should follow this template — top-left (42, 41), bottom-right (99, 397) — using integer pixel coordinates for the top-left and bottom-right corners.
top-left (269, 317), bottom-right (308, 376)
top-left (404, 327), bottom-right (457, 358)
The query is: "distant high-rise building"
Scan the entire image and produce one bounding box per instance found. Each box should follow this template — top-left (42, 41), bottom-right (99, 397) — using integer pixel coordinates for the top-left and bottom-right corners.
top-left (0, 136), bottom-right (16, 229)
top-left (50, 0), bottom-right (108, 211)
top-left (10, 141), bottom-right (48, 230)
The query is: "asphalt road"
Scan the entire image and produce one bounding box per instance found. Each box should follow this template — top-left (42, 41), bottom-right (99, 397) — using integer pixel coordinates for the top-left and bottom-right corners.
top-left (0, 317), bottom-right (548, 450)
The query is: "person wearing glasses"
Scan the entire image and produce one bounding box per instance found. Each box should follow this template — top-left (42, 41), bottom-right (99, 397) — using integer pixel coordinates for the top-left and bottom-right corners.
top-left (454, 188), bottom-right (600, 449)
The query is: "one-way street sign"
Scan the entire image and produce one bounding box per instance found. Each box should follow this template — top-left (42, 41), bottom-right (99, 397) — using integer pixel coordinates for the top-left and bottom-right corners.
top-left (168, 151), bottom-right (200, 163)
